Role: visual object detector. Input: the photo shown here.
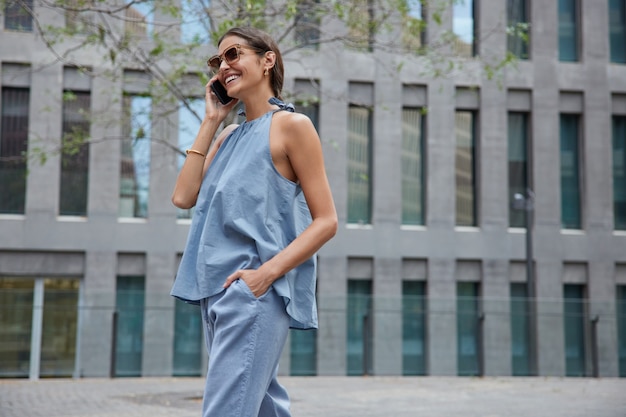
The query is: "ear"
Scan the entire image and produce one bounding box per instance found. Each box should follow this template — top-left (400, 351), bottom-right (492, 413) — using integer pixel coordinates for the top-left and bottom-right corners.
top-left (264, 51), bottom-right (276, 71)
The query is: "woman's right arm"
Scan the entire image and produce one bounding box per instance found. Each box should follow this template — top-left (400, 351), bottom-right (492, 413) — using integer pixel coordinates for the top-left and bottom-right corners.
top-left (171, 78), bottom-right (239, 209)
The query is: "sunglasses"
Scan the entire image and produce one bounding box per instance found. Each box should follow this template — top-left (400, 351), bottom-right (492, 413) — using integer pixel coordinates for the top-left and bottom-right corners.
top-left (207, 44), bottom-right (264, 70)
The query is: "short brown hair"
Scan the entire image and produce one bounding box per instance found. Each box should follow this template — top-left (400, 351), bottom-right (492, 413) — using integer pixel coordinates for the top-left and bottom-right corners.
top-left (218, 27), bottom-right (284, 100)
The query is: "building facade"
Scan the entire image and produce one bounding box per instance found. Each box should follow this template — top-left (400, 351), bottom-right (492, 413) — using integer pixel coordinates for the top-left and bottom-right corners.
top-left (1, 0), bottom-right (626, 379)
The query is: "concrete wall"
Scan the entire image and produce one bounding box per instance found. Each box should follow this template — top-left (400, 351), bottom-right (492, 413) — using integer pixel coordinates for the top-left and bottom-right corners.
top-left (0, 0), bottom-right (625, 378)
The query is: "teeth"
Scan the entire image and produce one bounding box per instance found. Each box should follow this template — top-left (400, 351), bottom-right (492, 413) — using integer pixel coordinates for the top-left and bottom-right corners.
top-left (225, 75), bottom-right (239, 84)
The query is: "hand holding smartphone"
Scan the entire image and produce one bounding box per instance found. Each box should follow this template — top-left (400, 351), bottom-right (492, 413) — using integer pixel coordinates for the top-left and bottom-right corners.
top-left (210, 81), bottom-right (233, 105)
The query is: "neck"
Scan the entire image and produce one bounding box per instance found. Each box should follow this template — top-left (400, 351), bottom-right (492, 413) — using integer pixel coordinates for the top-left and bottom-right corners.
top-left (241, 94), bottom-right (277, 121)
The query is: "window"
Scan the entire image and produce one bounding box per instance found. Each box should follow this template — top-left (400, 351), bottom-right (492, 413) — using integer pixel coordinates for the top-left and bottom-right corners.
top-left (618, 285), bottom-right (626, 377)
top-left (558, 0), bottom-right (579, 62)
top-left (173, 299), bottom-right (202, 376)
top-left (402, 108), bottom-right (425, 225)
top-left (346, 0), bottom-right (375, 52)
top-left (120, 95), bottom-right (151, 218)
top-left (0, 277), bottom-right (34, 377)
top-left (401, 0), bottom-right (426, 52)
top-left (60, 91), bottom-right (91, 216)
top-left (453, 0), bottom-right (476, 57)
top-left (4, 0), bottom-right (33, 31)
top-left (563, 284), bottom-right (586, 377)
top-left (347, 279), bottom-right (372, 376)
top-left (507, 0), bottom-right (529, 59)
top-left (180, 0), bottom-right (211, 44)
top-left (455, 111), bottom-right (477, 226)
top-left (347, 105), bottom-right (372, 224)
top-left (457, 282), bottom-right (481, 376)
top-left (510, 283), bottom-right (531, 375)
top-left (609, 0), bottom-right (626, 64)
top-left (125, 0), bottom-right (153, 38)
top-left (402, 281), bottom-right (426, 375)
top-left (295, 0), bottom-right (321, 49)
top-left (177, 97), bottom-right (203, 219)
top-left (0, 87), bottom-right (29, 214)
top-left (290, 328), bottom-right (317, 376)
top-left (508, 112), bottom-right (530, 228)
top-left (614, 116), bottom-right (626, 230)
top-left (115, 276), bottom-right (145, 377)
top-left (560, 114), bottom-right (582, 229)
top-left (40, 279), bottom-right (79, 377)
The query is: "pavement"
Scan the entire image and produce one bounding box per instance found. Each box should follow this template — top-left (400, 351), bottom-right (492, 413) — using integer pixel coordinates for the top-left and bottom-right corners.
top-left (0, 376), bottom-right (625, 417)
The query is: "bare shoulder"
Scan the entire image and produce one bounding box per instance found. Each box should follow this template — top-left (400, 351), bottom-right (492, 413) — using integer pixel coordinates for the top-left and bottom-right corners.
top-left (272, 111), bottom-right (318, 143)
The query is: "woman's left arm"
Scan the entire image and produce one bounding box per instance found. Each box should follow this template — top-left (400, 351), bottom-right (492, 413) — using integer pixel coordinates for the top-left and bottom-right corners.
top-left (223, 113), bottom-right (338, 296)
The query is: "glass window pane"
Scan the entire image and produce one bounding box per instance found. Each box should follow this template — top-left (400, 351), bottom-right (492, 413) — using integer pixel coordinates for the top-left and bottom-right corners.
top-left (613, 116), bottom-right (626, 230)
top-left (508, 112), bottom-right (529, 228)
top-left (453, 0), bottom-right (475, 57)
top-left (402, 108), bottom-right (425, 225)
top-left (609, 0), bottom-right (626, 64)
top-left (120, 95), bottom-right (152, 218)
top-left (347, 280), bottom-right (372, 376)
top-left (0, 278), bottom-right (34, 378)
top-left (290, 328), bottom-right (317, 376)
top-left (564, 284), bottom-right (586, 377)
top-left (455, 111), bottom-right (477, 226)
top-left (125, 0), bottom-right (154, 38)
top-left (177, 98), bottom-right (203, 219)
top-left (0, 87), bottom-right (29, 214)
top-left (401, 0), bottom-right (426, 51)
top-left (507, 0), bottom-right (529, 59)
top-left (560, 114), bottom-right (581, 229)
top-left (511, 283), bottom-right (531, 376)
top-left (558, 0), bottom-right (579, 61)
top-left (346, 0), bottom-right (375, 52)
top-left (180, 0), bottom-right (211, 44)
top-left (4, 0), bottom-right (33, 31)
top-left (40, 279), bottom-right (79, 377)
top-left (115, 276), bottom-right (145, 377)
top-left (173, 299), bottom-right (202, 376)
top-left (60, 91), bottom-right (91, 216)
top-left (402, 281), bottom-right (426, 375)
top-left (295, 0), bottom-right (321, 49)
top-left (457, 282), bottom-right (480, 376)
top-left (347, 106), bottom-right (372, 224)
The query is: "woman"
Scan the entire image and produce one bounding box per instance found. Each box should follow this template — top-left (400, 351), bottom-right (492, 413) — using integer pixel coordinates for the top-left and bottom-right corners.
top-left (170, 26), bottom-right (337, 417)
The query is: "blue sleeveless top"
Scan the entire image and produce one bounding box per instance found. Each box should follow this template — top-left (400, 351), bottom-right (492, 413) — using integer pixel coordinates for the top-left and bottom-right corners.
top-left (171, 98), bottom-right (317, 329)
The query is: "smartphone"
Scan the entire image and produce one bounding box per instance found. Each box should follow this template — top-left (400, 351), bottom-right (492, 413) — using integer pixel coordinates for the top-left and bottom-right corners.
top-left (210, 81), bottom-right (233, 105)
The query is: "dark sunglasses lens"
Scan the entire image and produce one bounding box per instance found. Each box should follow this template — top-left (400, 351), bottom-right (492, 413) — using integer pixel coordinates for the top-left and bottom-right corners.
top-left (223, 46), bottom-right (239, 63)
top-left (208, 56), bottom-right (220, 69)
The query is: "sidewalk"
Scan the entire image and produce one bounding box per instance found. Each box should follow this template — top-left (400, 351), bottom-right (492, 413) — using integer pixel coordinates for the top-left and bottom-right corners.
top-left (1, 376), bottom-right (624, 417)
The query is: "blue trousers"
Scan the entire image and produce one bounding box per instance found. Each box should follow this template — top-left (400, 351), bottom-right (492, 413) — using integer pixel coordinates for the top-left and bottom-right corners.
top-left (200, 279), bottom-right (292, 417)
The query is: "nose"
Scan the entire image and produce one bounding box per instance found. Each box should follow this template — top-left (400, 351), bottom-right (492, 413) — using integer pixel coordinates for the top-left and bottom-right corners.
top-left (219, 59), bottom-right (230, 71)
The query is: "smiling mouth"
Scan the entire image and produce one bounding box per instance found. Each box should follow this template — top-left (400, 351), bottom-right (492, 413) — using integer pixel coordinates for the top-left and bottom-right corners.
top-left (225, 75), bottom-right (239, 84)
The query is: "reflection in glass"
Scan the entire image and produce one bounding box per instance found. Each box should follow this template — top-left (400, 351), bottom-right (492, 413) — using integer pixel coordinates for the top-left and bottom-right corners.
top-left (508, 112), bottom-right (529, 228)
top-left (173, 299), bottom-right (202, 376)
top-left (455, 111), bottom-right (477, 226)
top-left (347, 106), bottom-right (372, 224)
top-left (347, 280), bottom-right (372, 376)
top-left (564, 284), bottom-right (586, 377)
top-left (0, 278), bottom-right (34, 378)
top-left (560, 114), bottom-right (581, 229)
top-left (457, 282), bottom-right (480, 376)
top-left (40, 279), bottom-right (79, 377)
top-left (402, 108), bottom-right (425, 225)
top-left (402, 281), bottom-right (426, 375)
top-left (120, 95), bottom-right (152, 218)
top-left (115, 276), bottom-right (145, 377)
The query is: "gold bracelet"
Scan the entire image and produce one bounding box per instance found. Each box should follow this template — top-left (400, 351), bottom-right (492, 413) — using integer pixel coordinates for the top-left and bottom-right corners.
top-left (185, 149), bottom-right (206, 157)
